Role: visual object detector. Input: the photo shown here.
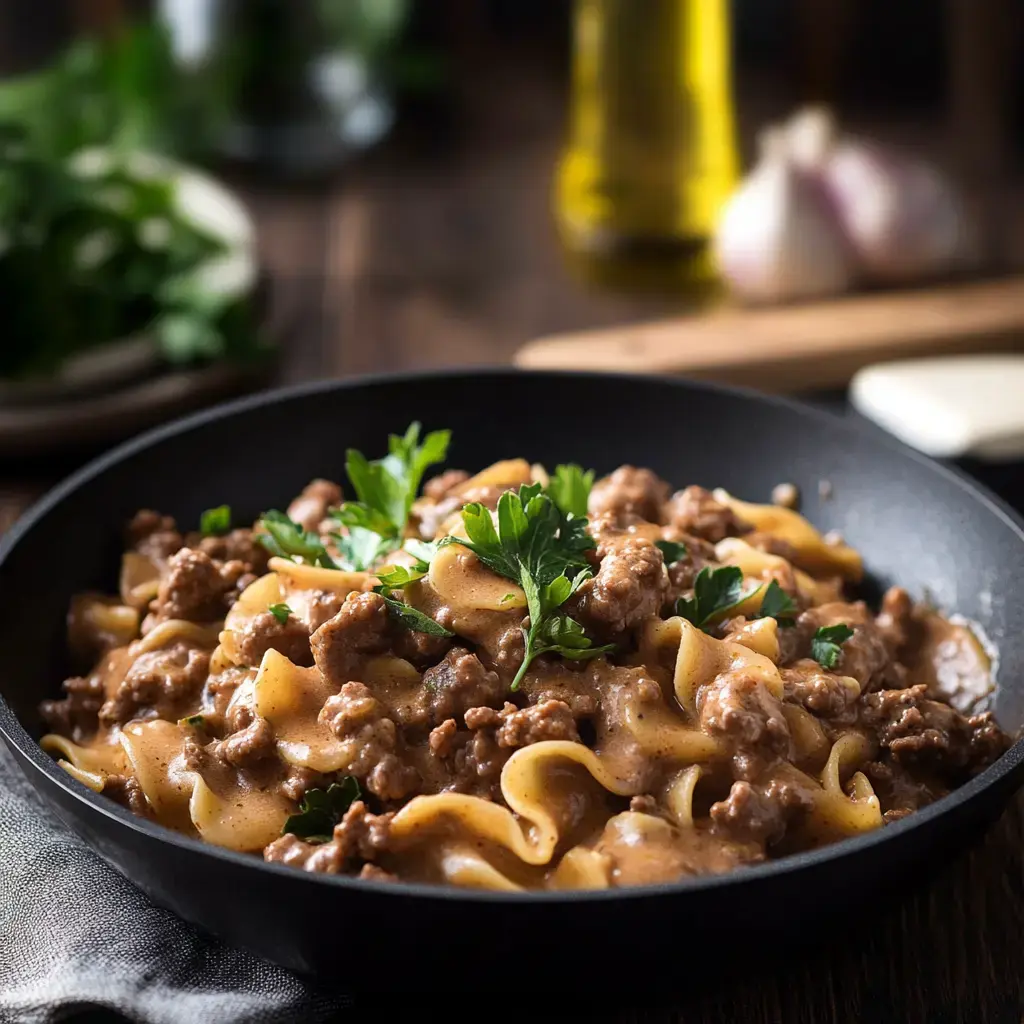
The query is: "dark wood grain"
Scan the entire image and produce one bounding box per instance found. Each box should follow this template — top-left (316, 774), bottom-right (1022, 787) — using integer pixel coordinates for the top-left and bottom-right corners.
top-left (2, 29), bottom-right (1023, 1024)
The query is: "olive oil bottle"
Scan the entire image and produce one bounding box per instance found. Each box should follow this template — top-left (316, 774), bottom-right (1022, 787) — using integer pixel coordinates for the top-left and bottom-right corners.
top-left (555, 0), bottom-right (739, 290)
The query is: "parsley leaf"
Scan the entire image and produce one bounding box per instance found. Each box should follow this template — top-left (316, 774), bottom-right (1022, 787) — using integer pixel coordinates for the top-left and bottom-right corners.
top-left (547, 464), bottom-right (595, 519)
top-left (257, 510), bottom-right (338, 568)
top-left (758, 580), bottom-right (797, 627)
top-left (199, 504), bottom-right (231, 537)
top-left (676, 566), bottom-right (763, 632)
top-left (655, 539), bottom-right (688, 566)
top-left (331, 422), bottom-right (450, 570)
top-left (810, 624), bottom-right (854, 669)
top-left (179, 713), bottom-right (206, 728)
top-left (283, 779), bottom-right (361, 842)
top-left (447, 484), bottom-right (611, 690)
top-left (334, 526), bottom-right (390, 572)
top-left (268, 603), bottom-right (292, 625)
top-left (375, 563), bottom-right (428, 589)
top-left (372, 561), bottom-right (453, 638)
top-left (378, 595), bottom-right (454, 637)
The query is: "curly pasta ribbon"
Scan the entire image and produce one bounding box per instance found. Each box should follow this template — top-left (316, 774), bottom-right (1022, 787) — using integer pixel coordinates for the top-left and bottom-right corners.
top-left (712, 490), bottom-right (863, 581)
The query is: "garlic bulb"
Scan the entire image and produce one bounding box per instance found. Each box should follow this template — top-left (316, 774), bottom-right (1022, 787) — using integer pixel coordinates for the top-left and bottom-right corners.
top-left (713, 129), bottom-right (856, 304)
top-left (786, 107), bottom-right (972, 284)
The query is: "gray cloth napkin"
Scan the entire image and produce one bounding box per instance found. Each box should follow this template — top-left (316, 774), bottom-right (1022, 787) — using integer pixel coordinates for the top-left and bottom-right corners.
top-left (0, 742), bottom-right (351, 1024)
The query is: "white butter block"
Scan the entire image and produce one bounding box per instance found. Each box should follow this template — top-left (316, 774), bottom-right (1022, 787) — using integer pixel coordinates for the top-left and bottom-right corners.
top-left (850, 355), bottom-right (1024, 461)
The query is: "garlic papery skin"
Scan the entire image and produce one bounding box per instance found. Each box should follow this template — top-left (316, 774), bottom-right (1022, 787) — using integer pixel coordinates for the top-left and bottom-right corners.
top-left (786, 107), bottom-right (972, 284)
top-left (713, 130), bottom-right (856, 304)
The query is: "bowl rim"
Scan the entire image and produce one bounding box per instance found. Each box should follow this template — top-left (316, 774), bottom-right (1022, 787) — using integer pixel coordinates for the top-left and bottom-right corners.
top-left (3, 366), bottom-right (1024, 905)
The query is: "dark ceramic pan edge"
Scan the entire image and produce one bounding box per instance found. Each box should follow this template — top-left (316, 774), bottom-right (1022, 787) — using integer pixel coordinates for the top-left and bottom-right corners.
top-left (2, 367), bottom-right (1023, 907)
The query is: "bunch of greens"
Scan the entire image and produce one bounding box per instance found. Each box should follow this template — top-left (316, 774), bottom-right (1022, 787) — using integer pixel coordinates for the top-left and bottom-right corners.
top-left (0, 23), bottom-right (263, 380)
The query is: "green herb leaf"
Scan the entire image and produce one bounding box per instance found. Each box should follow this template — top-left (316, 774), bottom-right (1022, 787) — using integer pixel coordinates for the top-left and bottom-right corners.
top-left (375, 563), bottom-right (428, 590)
top-left (334, 526), bottom-right (390, 572)
top-left (268, 603), bottom-right (292, 625)
top-left (655, 539), bottom-right (688, 566)
top-left (372, 559), bottom-right (451, 637)
top-left (258, 510), bottom-right (338, 569)
top-left (283, 779), bottom-right (361, 842)
top-left (179, 713), bottom-right (206, 728)
top-left (810, 624), bottom-right (855, 670)
top-left (758, 580), bottom-right (798, 627)
top-left (330, 422), bottom-right (450, 570)
top-left (403, 538), bottom-right (439, 563)
top-left (378, 595), bottom-right (454, 637)
top-left (547, 464), bottom-right (595, 519)
top-left (200, 504), bottom-right (231, 537)
top-left (384, 422), bottom-right (451, 505)
top-left (675, 566), bottom-right (763, 631)
top-left (449, 485), bottom-right (607, 690)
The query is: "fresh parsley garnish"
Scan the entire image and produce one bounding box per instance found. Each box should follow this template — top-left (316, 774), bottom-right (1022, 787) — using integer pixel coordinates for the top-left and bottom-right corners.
top-left (379, 597), bottom-right (454, 637)
top-left (200, 504), bottom-right (231, 537)
top-left (257, 510), bottom-right (338, 569)
top-left (330, 422), bottom-right (450, 571)
top-left (179, 714), bottom-right (206, 728)
top-left (268, 603), bottom-right (292, 625)
top-left (676, 566), bottom-right (762, 632)
top-left (445, 483), bottom-right (611, 690)
top-left (335, 528), bottom-right (390, 573)
top-left (375, 563), bottom-right (428, 589)
top-left (547, 464), bottom-right (595, 519)
top-left (283, 779), bottom-right (361, 843)
top-left (402, 538), bottom-right (439, 565)
top-left (810, 624), bottom-right (854, 669)
top-left (655, 539), bottom-right (688, 566)
top-left (758, 580), bottom-right (797, 627)
top-left (373, 561), bottom-right (453, 638)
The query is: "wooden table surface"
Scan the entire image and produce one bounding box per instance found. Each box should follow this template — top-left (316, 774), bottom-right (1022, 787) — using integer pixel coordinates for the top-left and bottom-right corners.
top-left (3, 43), bottom-right (1024, 1024)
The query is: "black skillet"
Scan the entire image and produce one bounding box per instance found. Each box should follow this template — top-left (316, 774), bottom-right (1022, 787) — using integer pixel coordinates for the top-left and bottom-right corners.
top-left (1, 370), bottom-right (1023, 981)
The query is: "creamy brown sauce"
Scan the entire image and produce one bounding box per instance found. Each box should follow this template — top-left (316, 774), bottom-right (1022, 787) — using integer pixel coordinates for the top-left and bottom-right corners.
top-left (38, 465), bottom-right (1012, 890)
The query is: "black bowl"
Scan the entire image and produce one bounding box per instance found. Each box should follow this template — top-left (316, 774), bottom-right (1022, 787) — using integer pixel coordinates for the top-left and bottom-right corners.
top-left (2, 370), bottom-right (1023, 980)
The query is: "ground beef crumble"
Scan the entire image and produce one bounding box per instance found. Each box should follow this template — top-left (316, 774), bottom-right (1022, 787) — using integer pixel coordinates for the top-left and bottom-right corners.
top-left (233, 610), bottom-right (313, 668)
top-left (666, 486), bottom-right (750, 543)
top-left (99, 643), bottom-right (210, 725)
top-left (264, 799), bottom-right (393, 875)
top-left (421, 647), bottom-right (503, 725)
top-left (860, 684), bottom-right (1009, 778)
top-left (151, 549), bottom-right (234, 623)
top-left (40, 673), bottom-right (105, 743)
top-left (588, 466), bottom-right (670, 524)
top-left (286, 478), bottom-right (343, 533)
top-left (319, 682), bottom-right (420, 800)
top-left (103, 773), bottom-right (152, 817)
top-left (311, 592), bottom-right (392, 686)
top-left (573, 536), bottom-right (668, 636)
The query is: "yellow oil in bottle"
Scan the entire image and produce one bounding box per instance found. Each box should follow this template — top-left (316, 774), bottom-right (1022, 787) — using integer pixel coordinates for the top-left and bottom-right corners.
top-left (556, 0), bottom-right (739, 292)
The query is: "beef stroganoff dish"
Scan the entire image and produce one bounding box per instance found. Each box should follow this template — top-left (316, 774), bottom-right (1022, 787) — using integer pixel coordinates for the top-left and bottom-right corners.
top-left (40, 424), bottom-right (1012, 890)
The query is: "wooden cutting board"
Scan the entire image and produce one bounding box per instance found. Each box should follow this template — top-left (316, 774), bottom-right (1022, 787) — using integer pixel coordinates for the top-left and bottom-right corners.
top-left (514, 276), bottom-right (1024, 392)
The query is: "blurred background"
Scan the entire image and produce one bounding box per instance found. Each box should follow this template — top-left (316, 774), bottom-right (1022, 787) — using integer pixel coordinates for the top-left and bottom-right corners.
top-left (1, 0), bottom-right (1023, 482)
